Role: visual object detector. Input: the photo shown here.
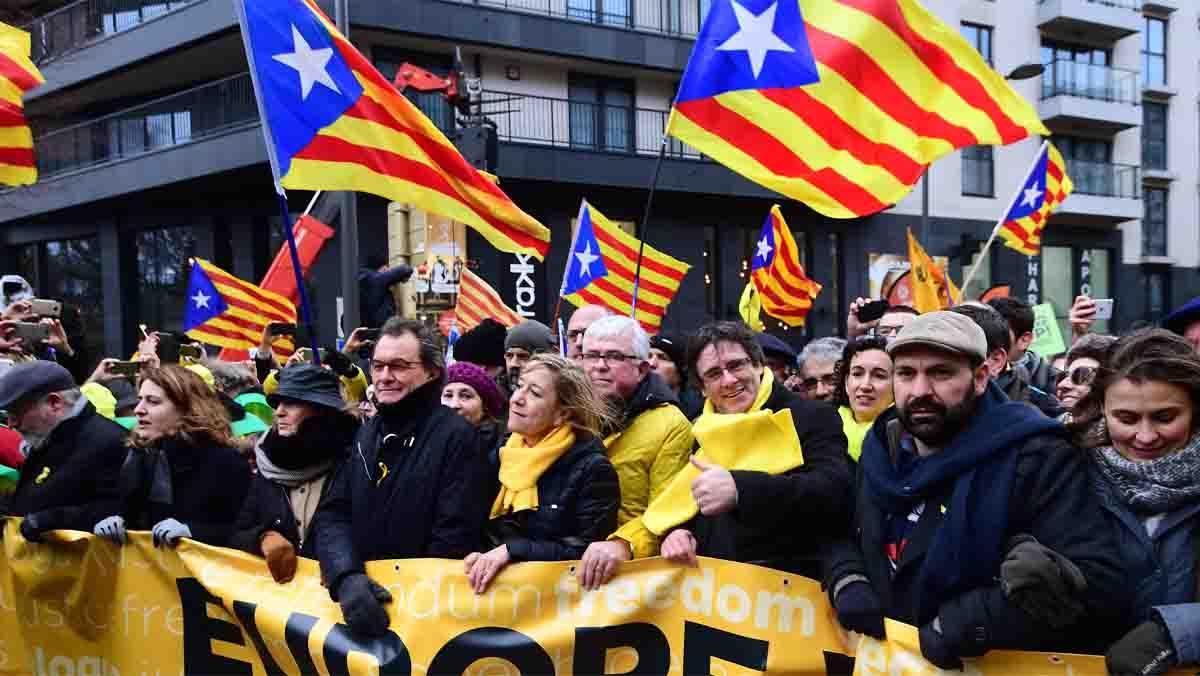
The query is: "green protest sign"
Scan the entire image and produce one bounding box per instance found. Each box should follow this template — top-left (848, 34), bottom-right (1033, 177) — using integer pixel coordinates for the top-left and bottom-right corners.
top-left (1030, 302), bottom-right (1067, 358)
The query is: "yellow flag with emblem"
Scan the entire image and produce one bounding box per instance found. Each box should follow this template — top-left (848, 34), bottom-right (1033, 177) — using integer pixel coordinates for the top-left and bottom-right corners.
top-left (906, 228), bottom-right (961, 313)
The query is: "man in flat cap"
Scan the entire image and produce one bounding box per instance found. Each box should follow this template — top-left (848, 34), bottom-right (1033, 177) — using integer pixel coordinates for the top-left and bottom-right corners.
top-left (0, 361), bottom-right (127, 541)
top-left (824, 311), bottom-right (1125, 668)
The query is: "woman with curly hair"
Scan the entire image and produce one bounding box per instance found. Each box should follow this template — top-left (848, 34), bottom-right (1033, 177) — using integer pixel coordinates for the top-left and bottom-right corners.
top-left (464, 354), bottom-right (620, 594)
top-left (93, 365), bottom-right (251, 548)
top-left (831, 336), bottom-right (894, 462)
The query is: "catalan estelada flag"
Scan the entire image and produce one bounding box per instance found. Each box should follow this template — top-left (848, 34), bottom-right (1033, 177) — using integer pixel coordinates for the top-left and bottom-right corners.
top-left (667, 0), bottom-right (1049, 219)
top-left (233, 0), bottom-right (550, 259)
top-left (998, 141), bottom-right (1073, 256)
top-left (455, 267), bottom-right (522, 332)
top-left (183, 259), bottom-right (297, 360)
top-left (906, 228), bottom-right (961, 313)
top-left (560, 200), bottom-right (689, 333)
top-left (750, 205), bottom-right (820, 327)
top-left (0, 23), bottom-right (45, 187)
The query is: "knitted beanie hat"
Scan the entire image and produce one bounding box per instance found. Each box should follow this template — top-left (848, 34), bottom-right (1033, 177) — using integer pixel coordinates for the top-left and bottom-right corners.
top-left (445, 361), bottom-right (505, 419)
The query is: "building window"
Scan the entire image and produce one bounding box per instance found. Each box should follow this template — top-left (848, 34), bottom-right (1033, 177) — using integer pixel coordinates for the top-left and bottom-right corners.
top-left (568, 74), bottom-right (634, 153)
top-left (1143, 102), bottom-right (1168, 171)
top-left (373, 49), bottom-right (455, 133)
top-left (1143, 16), bottom-right (1167, 88)
top-left (960, 23), bottom-right (993, 66)
top-left (1041, 42), bottom-right (1113, 100)
top-left (1147, 268), bottom-right (1169, 321)
top-left (1143, 188), bottom-right (1168, 257)
top-left (1057, 136), bottom-right (1115, 196)
top-left (568, 0), bottom-right (632, 28)
top-left (17, 238), bottom-right (105, 370)
top-left (961, 146), bottom-right (994, 197)
top-left (137, 227), bottom-right (197, 334)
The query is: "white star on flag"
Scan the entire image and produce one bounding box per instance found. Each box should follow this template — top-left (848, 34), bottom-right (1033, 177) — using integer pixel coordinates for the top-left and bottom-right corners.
top-left (717, 1), bottom-right (795, 79)
top-left (756, 236), bottom-right (773, 261)
top-left (273, 26), bottom-right (341, 100)
top-left (192, 290), bottom-right (211, 310)
top-left (1021, 183), bottom-right (1044, 209)
top-left (574, 242), bottom-right (600, 279)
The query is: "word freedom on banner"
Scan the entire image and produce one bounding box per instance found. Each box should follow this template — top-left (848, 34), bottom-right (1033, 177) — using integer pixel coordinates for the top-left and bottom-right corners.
top-left (0, 521), bottom-right (1141, 675)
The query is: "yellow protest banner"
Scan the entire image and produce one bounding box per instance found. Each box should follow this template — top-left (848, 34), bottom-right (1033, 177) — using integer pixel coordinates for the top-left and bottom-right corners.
top-left (0, 521), bottom-right (1173, 675)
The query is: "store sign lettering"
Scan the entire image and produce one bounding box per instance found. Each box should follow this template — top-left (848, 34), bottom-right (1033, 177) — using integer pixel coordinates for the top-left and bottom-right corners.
top-left (510, 254), bottom-right (537, 318)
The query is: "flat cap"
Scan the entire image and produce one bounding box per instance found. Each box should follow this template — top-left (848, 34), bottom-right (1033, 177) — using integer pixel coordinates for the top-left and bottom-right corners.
top-left (887, 310), bottom-right (987, 363)
top-left (0, 360), bottom-right (76, 410)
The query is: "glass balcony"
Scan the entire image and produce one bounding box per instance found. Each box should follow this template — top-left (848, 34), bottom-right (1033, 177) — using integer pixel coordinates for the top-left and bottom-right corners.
top-left (436, 0), bottom-right (706, 38)
top-left (23, 0), bottom-right (199, 65)
top-left (1041, 60), bottom-right (1140, 104)
top-left (1063, 159), bottom-right (1140, 199)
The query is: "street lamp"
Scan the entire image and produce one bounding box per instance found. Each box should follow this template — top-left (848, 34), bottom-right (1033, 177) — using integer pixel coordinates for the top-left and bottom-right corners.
top-left (917, 62), bottom-right (1045, 245)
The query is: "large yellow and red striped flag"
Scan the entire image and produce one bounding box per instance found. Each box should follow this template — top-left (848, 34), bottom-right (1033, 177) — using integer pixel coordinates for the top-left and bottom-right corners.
top-left (182, 258), bottom-right (297, 360)
top-left (560, 200), bottom-right (689, 334)
top-left (0, 23), bottom-right (44, 186)
top-left (750, 205), bottom-right (821, 326)
top-left (234, 0), bottom-right (550, 259)
top-left (906, 228), bottom-right (961, 313)
top-left (667, 0), bottom-right (1049, 219)
top-left (454, 267), bottom-right (522, 332)
top-left (997, 141), bottom-right (1073, 256)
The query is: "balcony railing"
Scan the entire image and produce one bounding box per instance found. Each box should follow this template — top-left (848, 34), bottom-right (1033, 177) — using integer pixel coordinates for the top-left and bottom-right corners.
top-left (482, 90), bottom-right (701, 159)
top-left (1039, 0), bottom-right (1141, 8)
top-left (1041, 60), bottom-right (1140, 105)
top-left (35, 72), bottom-right (257, 179)
top-left (1064, 159), bottom-right (1140, 198)
top-left (437, 0), bottom-right (707, 38)
top-left (22, 0), bottom-right (200, 65)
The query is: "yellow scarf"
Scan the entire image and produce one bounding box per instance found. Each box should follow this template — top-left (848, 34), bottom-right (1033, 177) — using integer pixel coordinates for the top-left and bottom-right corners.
top-left (839, 406), bottom-right (876, 462)
top-left (616, 369), bottom-right (805, 538)
top-left (490, 424), bottom-right (576, 519)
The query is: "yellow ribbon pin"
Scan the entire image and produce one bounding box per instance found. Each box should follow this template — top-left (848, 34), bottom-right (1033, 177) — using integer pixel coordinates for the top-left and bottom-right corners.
top-left (34, 467), bottom-right (50, 485)
top-left (376, 462), bottom-right (389, 486)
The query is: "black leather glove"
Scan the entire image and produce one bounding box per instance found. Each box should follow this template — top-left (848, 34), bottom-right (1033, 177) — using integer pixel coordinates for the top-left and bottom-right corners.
top-left (833, 580), bottom-right (886, 639)
top-left (19, 512), bottom-right (48, 542)
top-left (335, 573), bottom-right (393, 637)
top-left (324, 347), bottom-right (357, 379)
top-left (919, 617), bottom-right (964, 671)
top-left (1000, 534), bottom-right (1088, 629)
top-left (1106, 619), bottom-right (1176, 676)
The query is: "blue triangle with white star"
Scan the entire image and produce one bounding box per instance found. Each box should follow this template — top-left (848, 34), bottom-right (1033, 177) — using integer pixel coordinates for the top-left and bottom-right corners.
top-left (562, 205), bottom-right (609, 296)
top-left (751, 210), bottom-right (776, 272)
top-left (676, 0), bottom-right (819, 104)
top-left (183, 263), bottom-right (229, 332)
top-left (1005, 146), bottom-right (1050, 221)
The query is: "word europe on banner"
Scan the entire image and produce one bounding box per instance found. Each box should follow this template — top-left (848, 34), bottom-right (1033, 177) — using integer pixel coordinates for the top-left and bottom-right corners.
top-left (0, 522), bottom-right (1157, 676)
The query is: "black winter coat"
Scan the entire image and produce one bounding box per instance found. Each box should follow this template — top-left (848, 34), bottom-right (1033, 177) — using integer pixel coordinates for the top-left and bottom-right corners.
top-left (312, 380), bottom-right (487, 593)
top-left (117, 437), bottom-right (252, 547)
top-left (485, 433), bottom-right (620, 561)
top-left (824, 412), bottom-right (1129, 655)
top-left (5, 402), bottom-right (126, 531)
top-left (685, 382), bottom-right (852, 578)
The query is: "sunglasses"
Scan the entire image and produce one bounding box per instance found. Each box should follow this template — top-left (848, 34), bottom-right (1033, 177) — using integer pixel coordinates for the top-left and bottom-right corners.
top-left (1056, 366), bottom-right (1097, 387)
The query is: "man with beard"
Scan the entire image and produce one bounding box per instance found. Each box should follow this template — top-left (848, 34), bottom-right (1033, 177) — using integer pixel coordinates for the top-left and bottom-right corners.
top-left (575, 316), bottom-right (694, 589)
top-left (0, 361), bottom-right (126, 541)
top-left (824, 311), bottom-right (1126, 668)
top-left (311, 319), bottom-right (487, 637)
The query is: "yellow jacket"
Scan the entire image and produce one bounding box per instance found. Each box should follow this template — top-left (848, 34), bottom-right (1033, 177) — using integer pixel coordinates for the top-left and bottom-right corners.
top-left (604, 376), bottom-right (694, 558)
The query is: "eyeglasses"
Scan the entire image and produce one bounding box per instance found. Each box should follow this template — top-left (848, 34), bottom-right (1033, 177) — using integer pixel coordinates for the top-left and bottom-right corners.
top-left (581, 351), bottom-right (640, 366)
top-left (1056, 366), bottom-right (1097, 387)
top-left (802, 374), bottom-right (838, 391)
top-left (371, 359), bottom-right (421, 374)
top-left (700, 358), bottom-right (753, 384)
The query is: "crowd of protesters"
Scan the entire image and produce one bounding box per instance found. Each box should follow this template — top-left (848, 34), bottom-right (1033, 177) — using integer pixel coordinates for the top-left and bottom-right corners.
top-left (4, 266), bottom-right (1200, 674)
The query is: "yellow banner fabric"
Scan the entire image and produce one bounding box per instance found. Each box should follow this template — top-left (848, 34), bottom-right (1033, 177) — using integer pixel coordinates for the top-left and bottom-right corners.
top-left (0, 522), bottom-right (1167, 675)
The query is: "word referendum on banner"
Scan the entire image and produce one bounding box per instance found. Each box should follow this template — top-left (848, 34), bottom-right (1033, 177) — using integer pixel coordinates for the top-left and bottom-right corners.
top-left (0, 521), bottom-right (1153, 675)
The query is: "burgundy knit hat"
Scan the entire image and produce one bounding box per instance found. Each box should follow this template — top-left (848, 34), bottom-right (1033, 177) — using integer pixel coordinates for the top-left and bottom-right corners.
top-left (445, 361), bottom-right (505, 419)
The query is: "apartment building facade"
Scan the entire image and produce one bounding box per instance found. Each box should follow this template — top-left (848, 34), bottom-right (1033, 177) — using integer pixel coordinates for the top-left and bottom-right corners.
top-left (0, 0), bottom-right (1195, 358)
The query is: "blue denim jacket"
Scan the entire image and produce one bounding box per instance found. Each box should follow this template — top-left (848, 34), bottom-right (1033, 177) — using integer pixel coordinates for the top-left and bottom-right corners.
top-left (1092, 465), bottom-right (1200, 663)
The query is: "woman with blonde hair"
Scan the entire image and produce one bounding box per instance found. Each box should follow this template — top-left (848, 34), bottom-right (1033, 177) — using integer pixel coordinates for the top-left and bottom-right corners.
top-left (93, 365), bottom-right (251, 548)
top-left (465, 354), bottom-right (620, 593)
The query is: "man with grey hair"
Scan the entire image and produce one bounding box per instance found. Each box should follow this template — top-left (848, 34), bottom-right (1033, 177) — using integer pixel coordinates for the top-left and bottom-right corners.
top-left (577, 315), bottom-right (694, 589)
top-left (312, 318), bottom-right (487, 638)
top-left (0, 361), bottom-right (126, 542)
top-left (798, 337), bottom-right (846, 402)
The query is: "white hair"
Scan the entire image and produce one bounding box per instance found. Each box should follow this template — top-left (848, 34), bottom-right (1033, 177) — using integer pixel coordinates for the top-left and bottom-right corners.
top-left (583, 315), bottom-right (650, 360)
top-left (799, 337), bottom-right (846, 369)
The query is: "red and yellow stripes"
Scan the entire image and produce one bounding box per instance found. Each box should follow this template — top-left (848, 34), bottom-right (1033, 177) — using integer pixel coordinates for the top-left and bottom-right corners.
top-left (186, 259), bottom-right (297, 358)
top-left (0, 23), bottom-right (44, 187)
top-left (283, 0), bottom-right (550, 260)
top-left (455, 267), bottom-right (522, 332)
top-left (751, 206), bottom-right (821, 327)
top-left (562, 201), bottom-right (690, 334)
top-left (999, 143), bottom-right (1074, 256)
top-left (668, 0), bottom-right (1048, 219)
